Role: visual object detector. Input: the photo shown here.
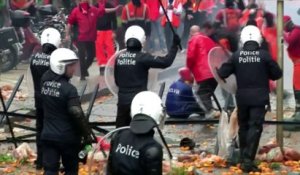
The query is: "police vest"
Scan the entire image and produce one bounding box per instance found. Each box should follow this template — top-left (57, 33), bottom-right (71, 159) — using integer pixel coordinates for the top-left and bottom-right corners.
top-left (161, 0), bottom-right (181, 28)
top-left (109, 129), bottom-right (162, 175)
top-left (41, 70), bottom-right (81, 143)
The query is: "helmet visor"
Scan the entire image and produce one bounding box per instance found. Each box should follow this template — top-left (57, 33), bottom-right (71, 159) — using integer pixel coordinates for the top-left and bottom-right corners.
top-left (60, 58), bottom-right (78, 64)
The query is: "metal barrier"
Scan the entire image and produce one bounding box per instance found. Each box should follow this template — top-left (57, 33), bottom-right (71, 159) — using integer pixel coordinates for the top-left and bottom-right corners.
top-left (0, 77), bottom-right (88, 146)
top-left (1, 79), bottom-right (300, 146)
top-left (0, 75), bottom-right (24, 124)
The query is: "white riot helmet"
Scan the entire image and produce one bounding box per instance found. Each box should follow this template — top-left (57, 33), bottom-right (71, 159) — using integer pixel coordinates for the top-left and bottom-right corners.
top-left (240, 25), bottom-right (262, 46)
top-left (125, 25), bottom-right (146, 47)
top-left (130, 91), bottom-right (166, 134)
top-left (41, 27), bottom-right (61, 48)
top-left (50, 48), bottom-right (78, 75)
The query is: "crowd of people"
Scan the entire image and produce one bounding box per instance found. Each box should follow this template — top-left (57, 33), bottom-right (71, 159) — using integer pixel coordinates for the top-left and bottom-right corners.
top-left (2, 0), bottom-right (300, 174)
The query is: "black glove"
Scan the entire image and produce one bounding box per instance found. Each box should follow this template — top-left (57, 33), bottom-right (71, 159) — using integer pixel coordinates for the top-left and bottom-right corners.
top-left (68, 105), bottom-right (94, 142)
top-left (173, 34), bottom-right (181, 47)
top-left (215, 67), bottom-right (227, 83)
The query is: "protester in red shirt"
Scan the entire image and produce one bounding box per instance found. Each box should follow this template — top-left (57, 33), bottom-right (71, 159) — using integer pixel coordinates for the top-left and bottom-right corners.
top-left (186, 25), bottom-right (218, 118)
top-left (239, 0), bottom-right (264, 29)
top-left (215, 0), bottom-right (242, 33)
top-left (95, 0), bottom-right (117, 75)
top-left (160, 0), bottom-right (183, 52)
top-left (66, 0), bottom-right (121, 80)
top-left (144, 0), bottom-right (167, 52)
top-left (262, 12), bottom-right (277, 61)
top-left (283, 16), bottom-right (300, 130)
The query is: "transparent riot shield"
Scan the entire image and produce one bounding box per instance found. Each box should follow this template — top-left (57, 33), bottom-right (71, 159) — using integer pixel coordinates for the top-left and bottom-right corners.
top-left (208, 47), bottom-right (237, 94)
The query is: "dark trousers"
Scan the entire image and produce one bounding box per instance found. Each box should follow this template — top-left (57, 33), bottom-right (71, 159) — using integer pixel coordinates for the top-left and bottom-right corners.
top-left (164, 23), bottom-right (177, 52)
top-left (196, 78), bottom-right (218, 111)
top-left (237, 106), bottom-right (266, 163)
top-left (181, 19), bottom-right (193, 49)
top-left (77, 41), bottom-right (96, 78)
top-left (116, 104), bottom-right (131, 128)
top-left (36, 107), bottom-right (44, 167)
top-left (43, 140), bottom-right (80, 175)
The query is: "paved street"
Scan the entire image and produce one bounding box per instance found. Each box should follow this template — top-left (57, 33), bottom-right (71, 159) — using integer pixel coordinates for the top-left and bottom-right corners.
top-left (0, 47), bottom-right (298, 150)
top-left (1, 28), bottom-right (300, 175)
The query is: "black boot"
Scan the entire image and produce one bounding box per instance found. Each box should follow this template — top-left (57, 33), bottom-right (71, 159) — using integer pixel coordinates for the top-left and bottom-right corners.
top-left (226, 138), bottom-right (239, 167)
top-left (241, 159), bottom-right (260, 173)
top-left (241, 123), bottom-right (263, 173)
top-left (238, 129), bottom-right (248, 164)
top-left (284, 90), bottom-right (300, 131)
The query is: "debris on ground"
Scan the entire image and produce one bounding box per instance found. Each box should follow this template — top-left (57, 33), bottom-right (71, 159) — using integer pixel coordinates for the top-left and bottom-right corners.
top-left (1, 85), bottom-right (28, 101)
top-left (95, 95), bottom-right (113, 104)
top-left (257, 138), bottom-right (300, 162)
top-left (12, 143), bottom-right (36, 162)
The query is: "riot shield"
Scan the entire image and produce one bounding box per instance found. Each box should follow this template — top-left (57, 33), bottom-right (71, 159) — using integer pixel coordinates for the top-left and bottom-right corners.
top-left (26, 67), bottom-right (34, 97)
top-left (208, 47), bottom-right (237, 94)
top-left (104, 50), bottom-right (159, 96)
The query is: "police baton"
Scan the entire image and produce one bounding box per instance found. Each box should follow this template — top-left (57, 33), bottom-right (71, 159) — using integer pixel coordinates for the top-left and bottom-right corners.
top-left (158, 0), bottom-right (182, 50)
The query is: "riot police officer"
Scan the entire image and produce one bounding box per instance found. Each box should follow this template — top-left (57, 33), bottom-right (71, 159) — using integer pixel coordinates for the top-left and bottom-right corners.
top-left (107, 91), bottom-right (167, 175)
top-left (30, 27), bottom-right (61, 169)
top-left (114, 25), bottom-right (181, 128)
top-left (41, 48), bottom-right (93, 175)
top-left (217, 25), bottom-right (282, 172)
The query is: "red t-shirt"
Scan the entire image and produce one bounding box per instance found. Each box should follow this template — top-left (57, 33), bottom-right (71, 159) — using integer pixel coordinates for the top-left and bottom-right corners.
top-left (285, 26), bottom-right (300, 61)
top-left (11, 0), bottom-right (28, 9)
top-left (68, 3), bottom-right (105, 41)
top-left (144, 0), bottom-right (160, 21)
top-left (216, 8), bottom-right (241, 32)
